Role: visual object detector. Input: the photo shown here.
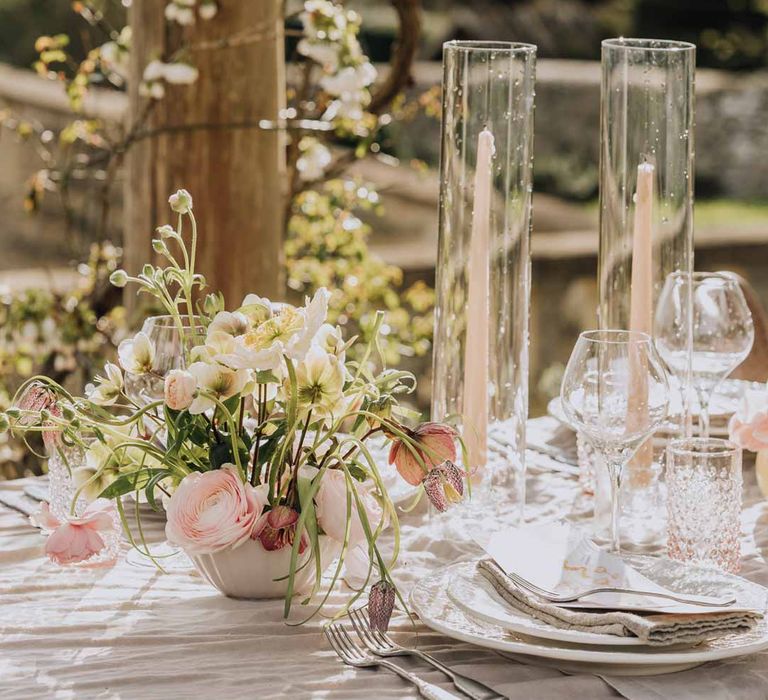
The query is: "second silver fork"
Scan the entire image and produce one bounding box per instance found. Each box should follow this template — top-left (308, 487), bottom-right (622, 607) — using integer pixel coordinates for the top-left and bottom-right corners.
top-left (348, 607), bottom-right (506, 700)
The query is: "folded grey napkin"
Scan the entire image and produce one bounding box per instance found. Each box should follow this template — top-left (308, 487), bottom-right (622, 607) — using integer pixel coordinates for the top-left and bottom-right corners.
top-left (478, 559), bottom-right (761, 646)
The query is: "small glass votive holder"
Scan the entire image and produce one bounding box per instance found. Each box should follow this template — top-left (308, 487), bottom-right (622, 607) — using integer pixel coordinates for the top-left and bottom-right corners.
top-left (666, 438), bottom-right (742, 573)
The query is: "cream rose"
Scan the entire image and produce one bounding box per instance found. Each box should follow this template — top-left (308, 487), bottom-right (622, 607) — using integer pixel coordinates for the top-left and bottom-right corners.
top-left (314, 468), bottom-right (386, 546)
top-left (165, 466), bottom-right (268, 555)
top-left (164, 369), bottom-right (196, 411)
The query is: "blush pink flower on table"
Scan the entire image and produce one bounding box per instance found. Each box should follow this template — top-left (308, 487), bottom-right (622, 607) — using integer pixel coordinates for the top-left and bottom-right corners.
top-left (314, 468), bottom-right (386, 546)
top-left (256, 505), bottom-right (309, 553)
top-left (30, 500), bottom-right (117, 566)
top-left (165, 466), bottom-right (267, 555)
top-left (422, 460), bottom-right (465, 513)
top-left (388, 422), bottom-right (458, 486)
top-left (729, 390), bottom-right (768, 452)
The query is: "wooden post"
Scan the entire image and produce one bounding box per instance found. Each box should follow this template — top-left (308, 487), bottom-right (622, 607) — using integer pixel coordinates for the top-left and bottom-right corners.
top-left (125, 0), bottom-right (285, 308)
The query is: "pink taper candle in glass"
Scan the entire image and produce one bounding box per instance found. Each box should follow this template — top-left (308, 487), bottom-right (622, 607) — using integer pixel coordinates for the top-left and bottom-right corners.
top-left (462, 128), bottom-right (494, 471)
top-left (628, 161), bottom-right (655, 484)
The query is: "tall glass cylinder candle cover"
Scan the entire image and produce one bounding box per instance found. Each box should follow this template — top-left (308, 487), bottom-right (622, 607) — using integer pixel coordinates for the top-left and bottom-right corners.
top-left (432, 41), bottom-right (536, 514)
top-left (597, 38), bottom-right (695, 541)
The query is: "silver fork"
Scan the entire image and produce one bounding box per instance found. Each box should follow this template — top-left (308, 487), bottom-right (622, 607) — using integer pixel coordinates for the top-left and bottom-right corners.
top-left (349, 608), bottom-right (506, 700)
top-left (324, 623), bottom-right (461, 700)
top-left (505, 569), bottom-right (736, 607)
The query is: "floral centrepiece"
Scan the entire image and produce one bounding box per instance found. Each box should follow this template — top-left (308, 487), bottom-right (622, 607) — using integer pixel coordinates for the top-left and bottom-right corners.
top-left (4, 189), bottom-right (465, 619)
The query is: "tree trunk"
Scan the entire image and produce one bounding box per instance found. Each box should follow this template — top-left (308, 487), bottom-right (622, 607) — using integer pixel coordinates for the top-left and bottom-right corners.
top-left (125, 0), bottom-right (285, 311)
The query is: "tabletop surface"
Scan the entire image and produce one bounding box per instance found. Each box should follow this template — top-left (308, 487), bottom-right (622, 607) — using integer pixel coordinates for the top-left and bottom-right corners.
top-left (2, 417), bottom-right (768, 700)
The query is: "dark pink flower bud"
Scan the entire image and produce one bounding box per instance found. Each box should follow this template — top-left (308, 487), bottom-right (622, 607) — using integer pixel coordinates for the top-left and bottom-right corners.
top-left (368, 579), bottom-right (396, 632)
top-left (388, 422), bottom-right (457, 486)
top-left (258, 505), bottom-right (308, 553)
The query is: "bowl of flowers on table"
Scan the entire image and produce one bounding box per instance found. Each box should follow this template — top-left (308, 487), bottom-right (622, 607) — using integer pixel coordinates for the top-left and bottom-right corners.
top-left (2, 189), bottom-right (465, 624)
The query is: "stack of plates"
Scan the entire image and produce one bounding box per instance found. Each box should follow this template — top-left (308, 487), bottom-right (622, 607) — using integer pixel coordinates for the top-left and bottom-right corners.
top-left (410, 524), bottom-right (768, 676)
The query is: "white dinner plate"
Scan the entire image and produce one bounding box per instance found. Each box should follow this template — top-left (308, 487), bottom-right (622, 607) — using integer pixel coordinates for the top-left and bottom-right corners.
top-left (447, 566), bottom-right (645, 646)
top-left (411, 561), bottom-right (768, 676)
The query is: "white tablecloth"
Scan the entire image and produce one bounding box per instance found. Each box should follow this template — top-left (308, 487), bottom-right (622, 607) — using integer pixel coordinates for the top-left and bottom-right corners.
top-left (2, 418), bottom-right (768, 700)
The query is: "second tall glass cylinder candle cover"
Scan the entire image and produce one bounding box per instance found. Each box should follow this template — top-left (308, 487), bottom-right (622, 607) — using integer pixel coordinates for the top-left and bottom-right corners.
top-left (432, 41), bottom-right (536, 515)
top-left (596, 38), bottom-right (695, 544)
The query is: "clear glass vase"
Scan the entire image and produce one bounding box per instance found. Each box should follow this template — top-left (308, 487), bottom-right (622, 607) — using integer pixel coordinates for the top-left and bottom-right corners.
top-left (432, 41), bottom-right (536, 519)
top-left (47, 442), bottom-right (122, 567)
top-left (597, 38), bottom-right (695, 543)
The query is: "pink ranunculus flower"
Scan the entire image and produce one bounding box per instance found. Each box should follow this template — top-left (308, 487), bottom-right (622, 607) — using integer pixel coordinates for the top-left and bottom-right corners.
top-left (315, 468), bottom-right (386, 546)
top-left (164, 369), bottom-right (197, 411)
top-left (30, 500), bottom-right (117, 566)
top-left (388, 422), bottom-right (458, 486)
top-left (165, 466), bottom-right (268, 555)
top-left (729, 390), bottom-right (768, 452)
top-left (256, 505), bottom-right (309, 553)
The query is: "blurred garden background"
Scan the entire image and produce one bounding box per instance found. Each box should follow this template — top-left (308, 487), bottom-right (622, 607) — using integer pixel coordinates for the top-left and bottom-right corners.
top-left (0, 0), bottom-right (767, 478)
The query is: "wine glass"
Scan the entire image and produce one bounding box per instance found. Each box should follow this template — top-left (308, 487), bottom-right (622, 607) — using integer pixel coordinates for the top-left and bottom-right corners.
top-left (123, 315), bottom-right (204, 571)
top-left (560, 330), bottom-right (669, 553)
top-left (655, 272), bottom-right (754, 437)
top-left (124, 315), bottom-right (205, 405)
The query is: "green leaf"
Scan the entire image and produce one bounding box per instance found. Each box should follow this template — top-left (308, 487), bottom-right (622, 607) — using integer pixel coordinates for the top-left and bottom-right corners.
top-left (209, 441), bottom-right (233, 470)
top-left (98, 469), bottom-right (163, 499)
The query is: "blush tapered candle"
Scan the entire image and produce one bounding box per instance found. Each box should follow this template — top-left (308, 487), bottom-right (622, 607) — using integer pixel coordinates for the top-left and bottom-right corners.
top-left (462, 128), bottom-right (494, 471)
top-left (628, 162), bottom-right (655, 483)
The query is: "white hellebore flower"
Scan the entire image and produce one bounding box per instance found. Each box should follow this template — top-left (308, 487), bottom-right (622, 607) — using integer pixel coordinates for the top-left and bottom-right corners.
top-left (164, 369), bottom-right (197, 411)
top-left (228, 288), bottom-right (330, 370)
top-left (238, 294), bottom-right (273, 326)
top-left (208, 311), bottom-right (249, 337)
top-left (169, 188), bottom-right (193, 214)
top-left (118, 332), bottom-right (155, 375)
top-left (85, 363), bottom-right (123, 406)
top-left (294, 346), bottom-right (344, 419)
top-left (187, 362), bottom-right (250, 415)
top-left (297, 138), bottom-right (332, 182)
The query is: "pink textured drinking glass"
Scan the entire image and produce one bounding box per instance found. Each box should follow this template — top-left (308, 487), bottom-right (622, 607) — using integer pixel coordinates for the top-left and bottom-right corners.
top-left (666, 438), bottom-right (742, 573)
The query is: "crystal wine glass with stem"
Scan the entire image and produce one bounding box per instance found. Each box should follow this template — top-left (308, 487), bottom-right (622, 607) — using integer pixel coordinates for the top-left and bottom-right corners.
top-left (655, 272), bottom-right (754, 438)
top-left (561, 330), bottom-right (669, 553)
top-left (124, 314), bottom-right (204, 570)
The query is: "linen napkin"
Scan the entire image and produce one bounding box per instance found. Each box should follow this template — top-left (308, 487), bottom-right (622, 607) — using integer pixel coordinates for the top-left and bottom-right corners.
top-left (478, 558), bottom-right (761, 646)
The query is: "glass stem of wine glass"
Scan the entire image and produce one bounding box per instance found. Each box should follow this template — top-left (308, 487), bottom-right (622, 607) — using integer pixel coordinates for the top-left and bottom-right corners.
top-left (695, 387), bottom-right (712, 439)
top-left (605, 453), bottom-right (625, 555)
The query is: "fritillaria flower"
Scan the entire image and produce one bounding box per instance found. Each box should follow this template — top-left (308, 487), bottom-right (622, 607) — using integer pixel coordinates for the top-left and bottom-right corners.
top-left (368, 579), bottom-right (395, 632)
top-left (422, 461), bottom-right (465, 513)
top-left (257, 506), bottom-right (308, 553)
top-left (388, 422), bottom-right (458, 486)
